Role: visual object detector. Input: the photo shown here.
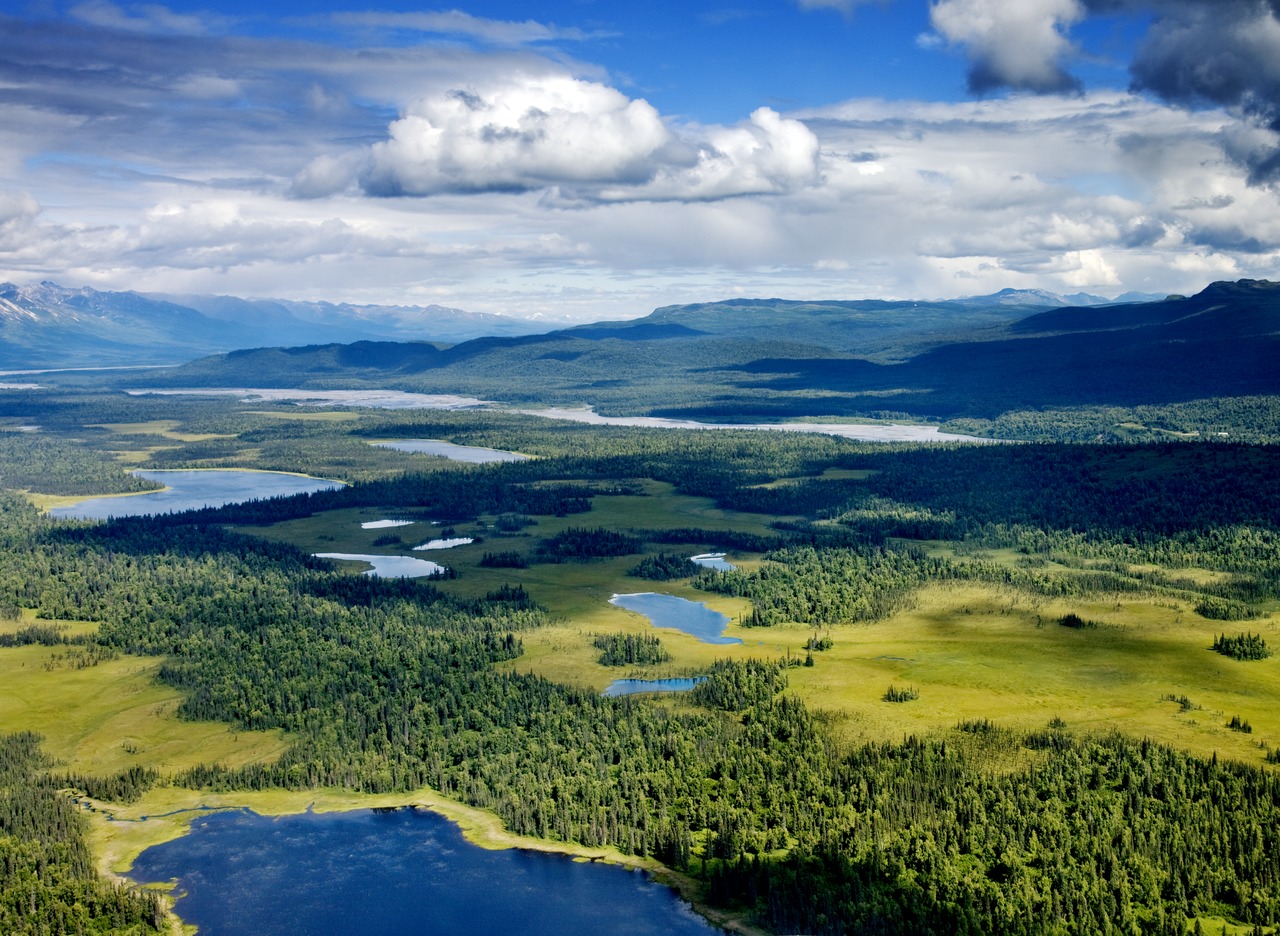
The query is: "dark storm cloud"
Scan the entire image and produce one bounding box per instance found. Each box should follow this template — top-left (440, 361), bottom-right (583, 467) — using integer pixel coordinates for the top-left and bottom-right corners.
top-left (928, 0), bottom-right (1280, 182)
top-left (1111, 0), bottom-right (1280, 181)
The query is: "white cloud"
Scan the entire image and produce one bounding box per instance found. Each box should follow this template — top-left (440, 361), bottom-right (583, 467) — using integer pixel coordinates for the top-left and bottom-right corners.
top-left (929, 0), bottom-right (1086, 92)
top-left (340, 76), bottom-right (820, 203)
top-left (361, 76), bottom-right (671, 196)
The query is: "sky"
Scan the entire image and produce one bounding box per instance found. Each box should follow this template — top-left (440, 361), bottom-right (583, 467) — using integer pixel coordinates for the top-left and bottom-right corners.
top-left (2, 1), bottom-right (1280, 321)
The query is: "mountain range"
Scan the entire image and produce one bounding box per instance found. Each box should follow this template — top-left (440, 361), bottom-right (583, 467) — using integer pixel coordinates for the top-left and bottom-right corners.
top-left (0, 282), bottom-right (555, 369)
top-left (127, 279), bottom-right (1278, 428)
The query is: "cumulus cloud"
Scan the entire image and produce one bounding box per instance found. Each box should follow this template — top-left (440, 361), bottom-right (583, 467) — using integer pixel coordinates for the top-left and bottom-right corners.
top-left (361, 77), bottom-right (670, 195)
top-left (0, 191), bottom-right (42, 253)
top-left (793, 91), bottom-right (1280, 296)
top-left (334, 76), bottom-right (820, 203)
top-left (928, 0), bottom-right (1086, 93)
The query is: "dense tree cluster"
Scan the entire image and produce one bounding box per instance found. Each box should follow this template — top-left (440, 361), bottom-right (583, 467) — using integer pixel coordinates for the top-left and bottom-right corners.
top-left (628, 552), bottom-right (702, 581)
top-left (0, 434), bottom-right (162, 497)
top-left (1213, 633), bottom-right (1273, 661)
top-left (592, 633), bottom-right (671, 666)
top-left (0, 733), bottom-right (163, 934)
top-left (535, 527), bottom-right (644, 562)
top-left (698, 545), bottom-right (948, 627)
top-left (478, 551), bottom-right (528, 568)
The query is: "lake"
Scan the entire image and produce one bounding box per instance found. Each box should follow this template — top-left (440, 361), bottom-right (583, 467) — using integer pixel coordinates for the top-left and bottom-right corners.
top-left (126, 807), bottom-right (722, 936)
top-left (49, 469), bottom-right (343, 520)
top-left (609, 593), bottom-right (742, 645)
top-left (603, 677), bottom-right (706, 697)
top-left (374, 439), bottom-right (530, 463)
top-left (313, 553), bottom-right (446, 578)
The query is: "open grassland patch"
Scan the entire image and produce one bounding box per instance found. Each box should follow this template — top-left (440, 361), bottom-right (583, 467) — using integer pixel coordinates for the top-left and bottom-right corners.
top-left (243, 409), bottom-right (363, 422)
top-left (782, 582), bottom-right (1280, 764)
top-left (89, 420), bottom-right (234, 442)
top-left (0, 634), bottom-right (290, 778)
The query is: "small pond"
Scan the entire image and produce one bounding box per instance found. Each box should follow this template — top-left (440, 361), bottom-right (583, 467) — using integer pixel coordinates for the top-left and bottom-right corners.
top-left (603, 677), bottom-right (706, 698)
top-left (373, 439), bottom-right (530, 463)
top-left (126, 807), bottom-right (722, 936)
top-left (314, 553), bottom-right (445, 579)
top-left (49, 470), bottom-right (343, 520)
top-left (690, 553), bottom-right (735, 572)
top-left (609, 593), bottom-right (742, 646)
top-left (413, 538), bottom-right (474, 551)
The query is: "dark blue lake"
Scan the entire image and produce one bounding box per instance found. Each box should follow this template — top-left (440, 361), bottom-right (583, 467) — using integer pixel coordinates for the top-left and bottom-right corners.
top-left (50, 469), bottom-right (342, 520)
top-left (609, 593), bottom-right (742, 645)
top-left (127, 807), bottom-right (721, 936)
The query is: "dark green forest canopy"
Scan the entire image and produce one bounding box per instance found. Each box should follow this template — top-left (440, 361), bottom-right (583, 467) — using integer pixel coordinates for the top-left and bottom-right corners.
top-left (0, 732), bottom-right (164, 935)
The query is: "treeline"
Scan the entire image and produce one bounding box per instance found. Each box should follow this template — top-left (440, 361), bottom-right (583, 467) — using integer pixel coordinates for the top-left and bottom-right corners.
top-left (710, 731), bottom-right (1280, 935)
top-left (56, 765), bottom-right (161, 805)
top-left (0, 732), bottom-right (164, 934)
top-left (942, 395), bottom-right (1280, 444)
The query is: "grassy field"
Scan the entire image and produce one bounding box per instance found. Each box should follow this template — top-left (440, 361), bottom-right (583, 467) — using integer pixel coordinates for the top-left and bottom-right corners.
top-left (89, 420), bottom-right (234, 443)
top-left (0, 616), bottom-right (290, 779)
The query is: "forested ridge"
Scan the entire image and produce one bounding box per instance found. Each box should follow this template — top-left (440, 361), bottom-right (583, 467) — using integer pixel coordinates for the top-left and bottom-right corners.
top-left (2, 420), bottom-right (1280, 934)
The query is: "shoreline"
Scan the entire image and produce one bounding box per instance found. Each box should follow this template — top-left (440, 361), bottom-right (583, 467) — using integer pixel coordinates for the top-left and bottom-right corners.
top-left (88, 784), bottom-right (769, 936)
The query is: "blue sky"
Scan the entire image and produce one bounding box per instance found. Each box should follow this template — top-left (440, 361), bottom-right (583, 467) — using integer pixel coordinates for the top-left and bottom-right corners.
top-left (1, 1), bottom-right (1279, 320)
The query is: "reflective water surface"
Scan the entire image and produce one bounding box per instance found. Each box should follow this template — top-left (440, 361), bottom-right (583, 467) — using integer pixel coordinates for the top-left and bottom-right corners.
top-left (126, 807), bottom-right (722, 936)
top-left (609, 593), bottom-right (742, 645)
top-left (49, 469), bottom-right (342, 520)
